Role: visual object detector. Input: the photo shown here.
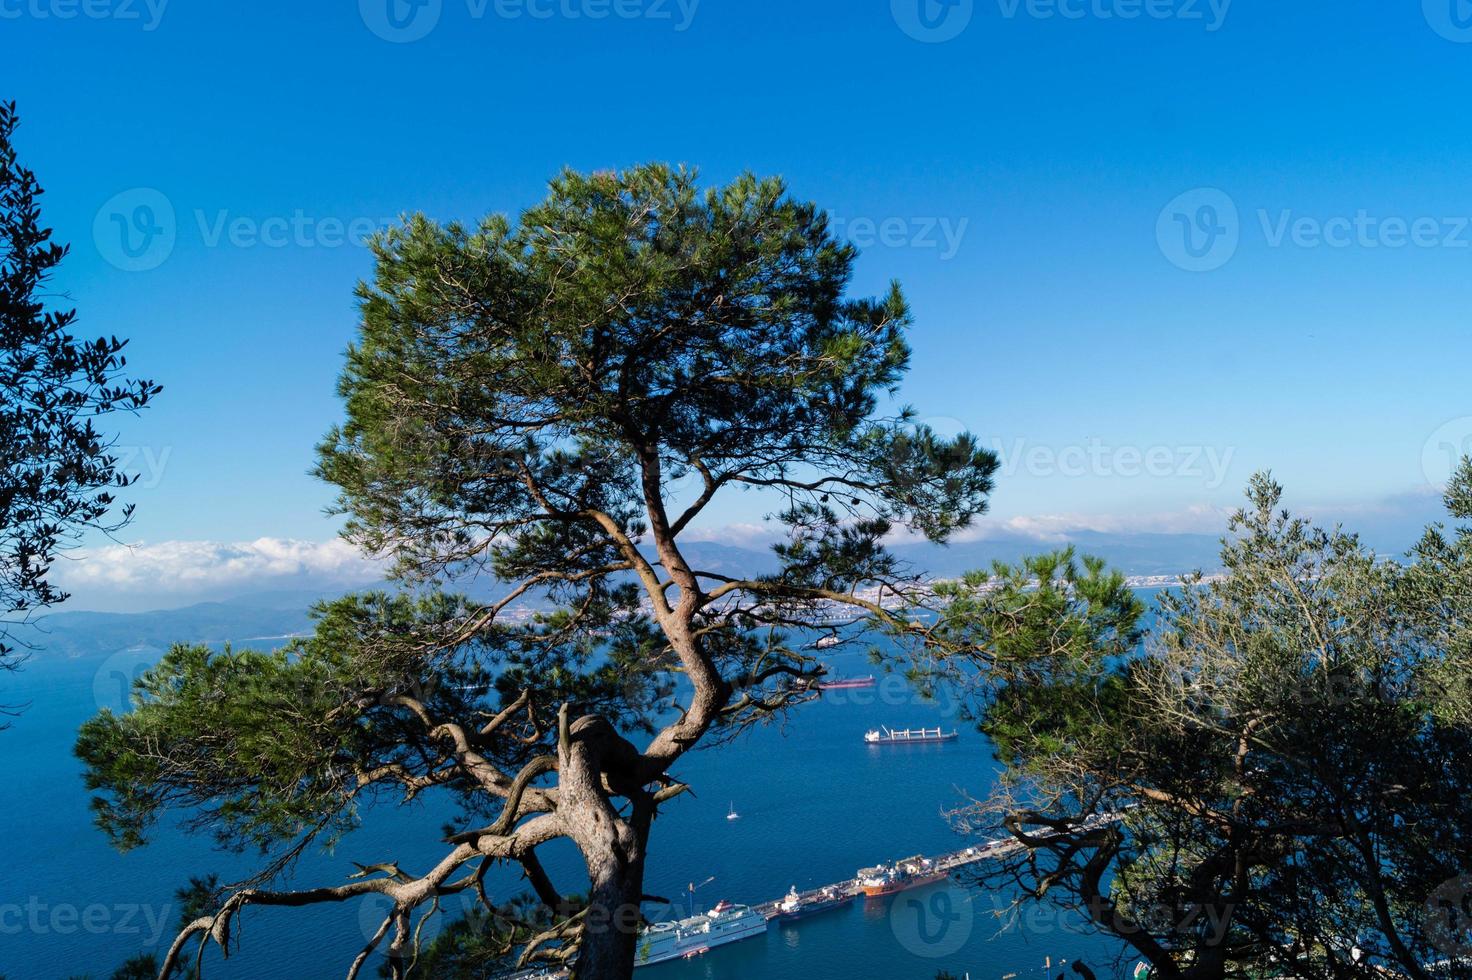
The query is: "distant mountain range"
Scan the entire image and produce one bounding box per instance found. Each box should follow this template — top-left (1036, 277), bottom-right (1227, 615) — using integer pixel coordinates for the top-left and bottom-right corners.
top-left (18, 531), bottom-right (1232, 661)
top-left (891, 530), bottom-right (1225, 578)
top-left (647, 532), bottom-right (1226, 582)
top-left (19, 590), bottom-right (332, 661)
top-left (27, 478), bottom-right (1456, 664)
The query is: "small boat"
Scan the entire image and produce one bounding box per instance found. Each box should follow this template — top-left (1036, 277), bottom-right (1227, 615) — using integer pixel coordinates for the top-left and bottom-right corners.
top-left (817, 675), bottom-right (875, 691)
top-left (815, 635), bottom-right (841, 650)
top-left (726, 802), bottom-right (740, 821)
top-left (773, 885), bottom-right (853, 922)
top-left (863, 725), bottom-right (958, 745)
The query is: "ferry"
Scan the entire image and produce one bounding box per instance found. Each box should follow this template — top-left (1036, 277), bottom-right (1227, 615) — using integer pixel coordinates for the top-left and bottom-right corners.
top-left (772, 885), bottom-right (854, 922)
top-left (635, 901), bottom-right (767, 967)
top-left (863, 725), bottom-right (958, 745)
top-left (857, 856), bottom-right (948, 897)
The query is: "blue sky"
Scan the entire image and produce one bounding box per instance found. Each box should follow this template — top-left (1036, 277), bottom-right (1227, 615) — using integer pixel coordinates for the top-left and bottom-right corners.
top-left (7, 0), bottom-right (1472, 607)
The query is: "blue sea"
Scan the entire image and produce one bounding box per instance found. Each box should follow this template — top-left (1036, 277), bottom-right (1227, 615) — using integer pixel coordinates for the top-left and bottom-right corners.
top-left (0, 626), bottom-right (1140, 979)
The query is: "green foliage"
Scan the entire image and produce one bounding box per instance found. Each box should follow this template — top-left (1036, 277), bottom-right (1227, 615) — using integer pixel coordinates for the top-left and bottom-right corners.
top-left (940, 470), bottom-right (1472, 980)
top-left (1403, 457), bottom-right (1472, 728)
top-left (932, 549), bottom-right (1143, 766)
top-left (375, 894), bottom-right (562, 979)
top-left (77, 591), bottom-right (657, 857)
top-left (316, 164), bottom-right (994, 583)
top-left (107, 955), bottom-right (159, 980)
top-left (173, 874), bottom-right (221, 928)
top-left (1447, 456), bottom-right (1472, 520)
top-left (0, 101), bottom-right (160, 669)
top-left (78, 639), bottom-right (361, 852)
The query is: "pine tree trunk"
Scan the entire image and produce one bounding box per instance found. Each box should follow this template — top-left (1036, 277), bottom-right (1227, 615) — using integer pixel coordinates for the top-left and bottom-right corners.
top-left (571, 844), bottom-right (648, 980)
top-left (561, 713), bottom-right (654, 980)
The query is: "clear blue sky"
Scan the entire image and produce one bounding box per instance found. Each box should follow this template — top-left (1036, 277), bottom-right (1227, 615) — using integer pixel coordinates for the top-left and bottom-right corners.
top-left (7, 0), bottom-right (1472, 581)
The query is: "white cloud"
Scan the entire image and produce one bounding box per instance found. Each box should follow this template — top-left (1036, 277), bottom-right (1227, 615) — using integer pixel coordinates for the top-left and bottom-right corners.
top-left (55, 538), bottom-right (384, 603)
top-left (680, 523), bottom-right (780, 548)
top-left (868, 504), bottom-right (1232, 548)
top-left (659, 482), bottom-right (1455, 554)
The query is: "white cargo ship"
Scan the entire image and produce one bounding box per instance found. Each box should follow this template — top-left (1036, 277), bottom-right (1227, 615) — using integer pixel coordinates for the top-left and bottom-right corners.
top-left (635, 901), bottom-right (767, 967)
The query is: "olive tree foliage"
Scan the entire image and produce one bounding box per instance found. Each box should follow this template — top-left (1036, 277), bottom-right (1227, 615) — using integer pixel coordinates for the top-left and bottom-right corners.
top-left (77, 165), bottom-right (999, 979)
top-left (934, 467), bottom-right (1472, 980)
top-left (1404, 460), bottom-right (1472, 729)
top-left (0, 101), bottom-right (159, 673)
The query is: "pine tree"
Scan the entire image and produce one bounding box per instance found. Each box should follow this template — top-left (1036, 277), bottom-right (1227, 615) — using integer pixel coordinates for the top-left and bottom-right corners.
top-left (78, 165), bottom-right (998, 979)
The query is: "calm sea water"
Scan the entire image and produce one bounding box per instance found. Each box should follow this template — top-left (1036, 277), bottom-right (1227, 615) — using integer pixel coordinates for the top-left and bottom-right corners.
top-left (0, 626), bottom-right (1142, 979)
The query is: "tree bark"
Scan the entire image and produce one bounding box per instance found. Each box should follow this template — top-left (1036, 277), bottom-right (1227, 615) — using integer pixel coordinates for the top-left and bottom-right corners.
top-left (573, 841), bottom-right (648, 980)
top-left (561, 713), bottom-right (653, 980)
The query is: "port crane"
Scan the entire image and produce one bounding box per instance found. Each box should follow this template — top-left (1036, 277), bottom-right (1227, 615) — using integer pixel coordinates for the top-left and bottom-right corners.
top-left (685, 875), bottom-right (716, 915)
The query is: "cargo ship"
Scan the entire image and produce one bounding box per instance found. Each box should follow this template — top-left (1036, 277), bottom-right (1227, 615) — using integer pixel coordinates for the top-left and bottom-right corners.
top-left (772, 885), bottom-right (854, 922)
top-left (857, 856), bottom-right (948, 897)
top-left (635, 901), bottom-right (767, 967)
top-left (818, 675), bottom-right (875, 691)
top-left (863, 725), bottom-right (958, 745)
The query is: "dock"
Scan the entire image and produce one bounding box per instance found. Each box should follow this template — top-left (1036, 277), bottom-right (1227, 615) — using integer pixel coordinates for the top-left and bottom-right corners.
top-left (490, 841), bottom-right (1015, 978)
top-left (751, 837), bottom-right (1012, 918)
top-left (750, 811), bottom-right (1128, 919)
top-left (492, 815), bottom-right (1122, 977)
